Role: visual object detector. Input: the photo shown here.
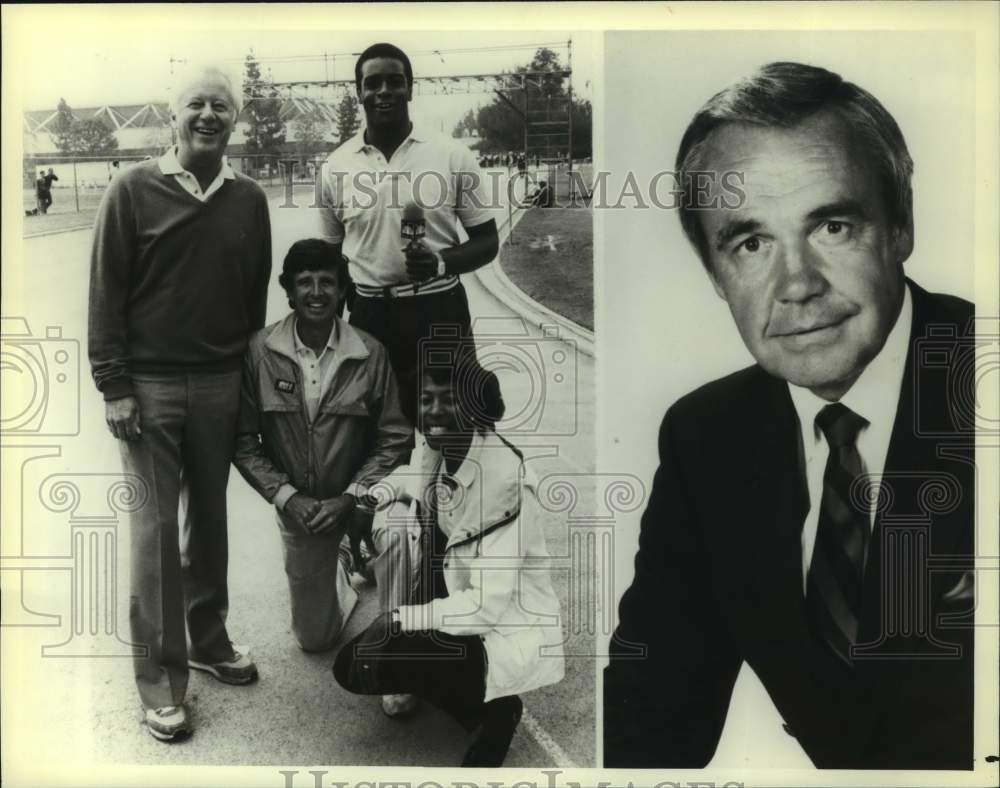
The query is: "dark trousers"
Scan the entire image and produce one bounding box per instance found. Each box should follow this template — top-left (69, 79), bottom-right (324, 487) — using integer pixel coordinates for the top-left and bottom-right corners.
top-left (349, 285), bottom-right (472, 425)
top-left (120, 370), bottom-right (241, 709)
top-left (334, 622), bottom-right (488, 731)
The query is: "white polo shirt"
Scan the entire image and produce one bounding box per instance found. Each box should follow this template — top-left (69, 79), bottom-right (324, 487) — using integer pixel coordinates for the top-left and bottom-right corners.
top-left (319, 127), bottom-right (495, 287)
top-left (159, 146), bottom-right (234, 202)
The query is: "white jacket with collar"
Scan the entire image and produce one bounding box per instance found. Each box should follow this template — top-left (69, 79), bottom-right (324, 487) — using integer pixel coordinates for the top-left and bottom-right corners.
top-left (372, 429), bottom-right (565, 702)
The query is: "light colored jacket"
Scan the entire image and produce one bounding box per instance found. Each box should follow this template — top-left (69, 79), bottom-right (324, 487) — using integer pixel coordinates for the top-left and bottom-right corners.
top-left (375, 430), bottom-right (566, 702)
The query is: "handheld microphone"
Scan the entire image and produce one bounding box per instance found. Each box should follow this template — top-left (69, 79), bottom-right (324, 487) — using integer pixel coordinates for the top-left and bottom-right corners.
top-left (401, 202), bottom-right (425, 250)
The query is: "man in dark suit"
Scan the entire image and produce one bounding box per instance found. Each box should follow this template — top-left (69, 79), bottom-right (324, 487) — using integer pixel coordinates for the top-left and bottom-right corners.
top-left (604, 62), bottom-right (975, 769)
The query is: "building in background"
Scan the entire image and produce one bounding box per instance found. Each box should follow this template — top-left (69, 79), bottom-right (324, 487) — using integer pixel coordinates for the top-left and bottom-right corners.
top-left (22, 97), bottom-right (342, 186)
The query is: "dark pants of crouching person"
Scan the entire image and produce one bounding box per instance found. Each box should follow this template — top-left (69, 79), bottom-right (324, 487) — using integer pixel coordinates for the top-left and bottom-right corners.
top-left (333, 504), bottom-right (521, 767)
top-left (333, 622), bottom-right (490, 731)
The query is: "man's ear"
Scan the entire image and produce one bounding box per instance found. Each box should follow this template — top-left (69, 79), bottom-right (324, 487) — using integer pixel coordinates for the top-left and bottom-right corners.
top-left (704, 256), bottom-right (728, 301)
top-left (709, 273), bottom-right (728, 301)
top-left (894, 215), bottom-right (914, 265)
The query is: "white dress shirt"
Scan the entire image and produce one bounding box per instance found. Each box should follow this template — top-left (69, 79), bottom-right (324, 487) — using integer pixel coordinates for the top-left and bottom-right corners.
top-left (788, 284), bottom-right (913, 592)
top-left (158, 146), bottom-right (234, 202)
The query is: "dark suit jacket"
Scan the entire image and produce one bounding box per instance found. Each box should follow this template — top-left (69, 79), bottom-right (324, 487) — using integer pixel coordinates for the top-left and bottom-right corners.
top-left (604, 281), bottom-right (975, 769)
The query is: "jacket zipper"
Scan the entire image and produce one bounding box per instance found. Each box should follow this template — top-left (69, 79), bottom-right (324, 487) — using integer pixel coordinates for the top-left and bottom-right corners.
top-left (289, 362), bottom-right (313, 494)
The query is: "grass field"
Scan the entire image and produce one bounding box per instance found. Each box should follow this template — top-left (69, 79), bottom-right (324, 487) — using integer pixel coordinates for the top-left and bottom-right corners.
top-left (499, 205), bottom-right (594, 331)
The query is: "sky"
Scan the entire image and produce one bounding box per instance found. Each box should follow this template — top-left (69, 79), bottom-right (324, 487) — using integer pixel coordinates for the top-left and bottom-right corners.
top-left (13, 10), bottom-right (596, 135)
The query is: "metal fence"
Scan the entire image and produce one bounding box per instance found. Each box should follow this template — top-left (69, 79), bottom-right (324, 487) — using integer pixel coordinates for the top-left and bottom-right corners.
top-left (22, 153), bottom-right (330, 216)
top-left (22, 152), bottom-right (592, 218)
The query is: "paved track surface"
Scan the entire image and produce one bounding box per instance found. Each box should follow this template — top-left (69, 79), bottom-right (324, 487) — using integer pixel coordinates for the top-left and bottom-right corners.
top-left (1, 181), bottom-right (597, 776)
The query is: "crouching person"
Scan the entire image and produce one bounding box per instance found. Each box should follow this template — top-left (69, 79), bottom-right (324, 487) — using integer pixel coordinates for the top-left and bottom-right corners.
top-left (333, 344), bottom-right (566, 767)
top-left (234, 239), bottom-right (412, 651)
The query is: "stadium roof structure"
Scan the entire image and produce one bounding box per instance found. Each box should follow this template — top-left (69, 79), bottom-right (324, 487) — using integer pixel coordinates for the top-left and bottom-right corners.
top-left (24, 97), bottom-right (338, 133)
top-left (24, 103), bottom-right (172, 133)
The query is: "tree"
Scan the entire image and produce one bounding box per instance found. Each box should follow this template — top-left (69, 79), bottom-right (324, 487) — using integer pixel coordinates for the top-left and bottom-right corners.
top-left (49, 98), bottom-right (119, 155)
top-left (50, 98), bottom-right (77, 154)
top-left (334, 92), bottom-right (360, 144)
top-left (293, 110), bottom-right (330, 161)
top-left (452, 108), bottom-right (477, 139)
top-left (469, 47), bottom-right (592, 159)
top-left (570, 99), bottom-right (592, 159)
top-left (242, 52), bottom-right (286, 158)
top-left (474, 101), bottom-right (522, 152)
top-left (68, 118), bottom-right (119, 154)
top-left (518, 47), bottom-right (565, 97)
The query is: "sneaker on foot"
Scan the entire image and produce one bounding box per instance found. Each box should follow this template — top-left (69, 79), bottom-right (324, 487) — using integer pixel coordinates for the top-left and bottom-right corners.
top-left (461, 695), bottom-right (523, 767)
top-left (144, 705), bottom-right (191, 742)
top-left (381, 693), bottom-right (419, 718)
top-left (188, 644), bottom-right (258, 685)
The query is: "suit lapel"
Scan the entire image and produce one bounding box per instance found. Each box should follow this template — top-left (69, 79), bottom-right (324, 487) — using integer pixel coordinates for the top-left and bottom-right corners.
top-left (860, 282), bottom-right (970, 643)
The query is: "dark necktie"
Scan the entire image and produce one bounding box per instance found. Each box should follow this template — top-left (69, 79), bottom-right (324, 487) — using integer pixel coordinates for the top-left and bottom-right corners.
top-left (807, 402), bottom-right (870, 666)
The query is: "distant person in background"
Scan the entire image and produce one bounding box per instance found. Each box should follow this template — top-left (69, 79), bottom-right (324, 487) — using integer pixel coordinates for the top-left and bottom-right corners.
top-left (531, 179), bottom-right (550, 208)
top-left (42, 168), bottom-right (58, 211)
top-left (88, 63), bottom-right (271, 743)
top-left (109, 160), bottom-right (120, 181)
top-left (35, 170), bottom-right (48, 214)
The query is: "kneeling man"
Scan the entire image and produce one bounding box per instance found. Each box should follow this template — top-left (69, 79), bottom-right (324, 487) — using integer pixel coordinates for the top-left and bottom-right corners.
top-left (235, 239), bottom-right (411, 651)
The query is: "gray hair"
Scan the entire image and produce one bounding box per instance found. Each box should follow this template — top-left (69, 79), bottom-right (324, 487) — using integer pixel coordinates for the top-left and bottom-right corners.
top-left (676, 61), bottom-right (914, 270)
top-left (169, 63), bottom-right (242, 116)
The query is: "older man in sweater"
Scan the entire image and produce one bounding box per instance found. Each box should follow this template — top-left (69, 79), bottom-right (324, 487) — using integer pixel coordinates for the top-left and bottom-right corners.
top-left (88, 64), bottom-right (271, 742)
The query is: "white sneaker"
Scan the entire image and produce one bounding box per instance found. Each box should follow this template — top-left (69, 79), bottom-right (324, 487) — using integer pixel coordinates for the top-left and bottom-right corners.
top-left (188, 644), bottom-right (258, 685)
top-left (144, 705), bottom-right (191, 741)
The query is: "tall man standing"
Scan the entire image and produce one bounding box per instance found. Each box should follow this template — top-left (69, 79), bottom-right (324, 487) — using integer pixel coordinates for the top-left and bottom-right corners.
top-left (604, 62), bottom-right (975, 769)
top-left (88, 64), bottom-right (272, 742)
top-left (320, 43), bottom-right (499, 424)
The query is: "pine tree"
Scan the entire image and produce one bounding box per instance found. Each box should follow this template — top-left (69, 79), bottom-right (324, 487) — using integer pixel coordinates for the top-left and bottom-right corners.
top-left (335, 93), bottom-right (360, 145)
top-left (242, 52), bottom-right (286, 158)
top-left (50, 98), bottom-right (77, 154)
